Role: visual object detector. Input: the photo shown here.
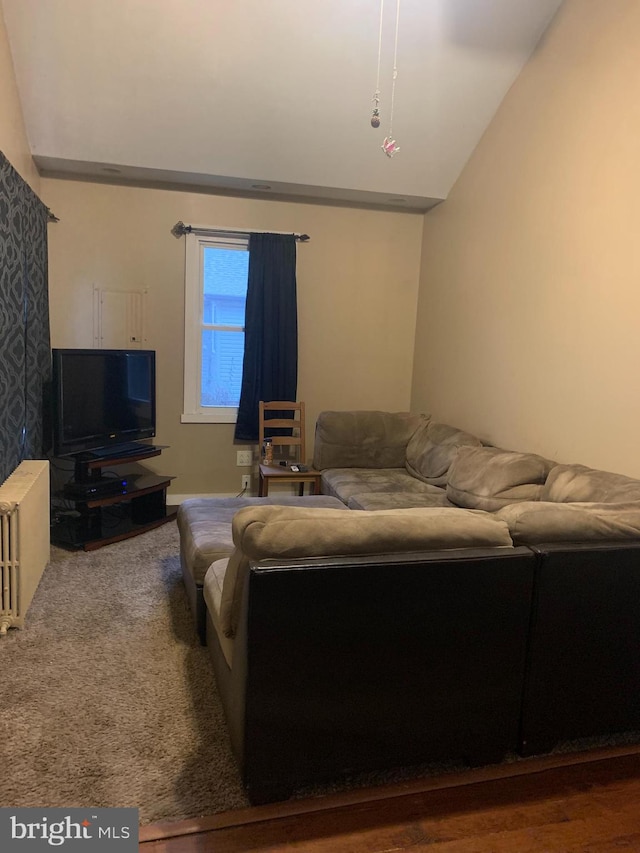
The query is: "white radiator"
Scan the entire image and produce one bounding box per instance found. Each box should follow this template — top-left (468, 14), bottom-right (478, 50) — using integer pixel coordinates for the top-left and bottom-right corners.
top-left (0, 460), bottom-right (50, 635)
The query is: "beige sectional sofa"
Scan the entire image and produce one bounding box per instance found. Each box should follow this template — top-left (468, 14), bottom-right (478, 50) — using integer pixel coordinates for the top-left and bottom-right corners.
top-left (314, 410), bottom-right (640, 539)
top-left (177, 409), bottom-right (640, 804)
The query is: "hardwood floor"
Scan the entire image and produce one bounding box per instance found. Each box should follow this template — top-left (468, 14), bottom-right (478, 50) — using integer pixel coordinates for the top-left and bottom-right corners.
top-left (140, 744), bottom-right (640, 852)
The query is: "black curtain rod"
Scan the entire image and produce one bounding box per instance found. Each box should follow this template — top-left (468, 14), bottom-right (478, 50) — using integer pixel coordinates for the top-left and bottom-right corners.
top-left (171, 221), bottom-right (309, 242)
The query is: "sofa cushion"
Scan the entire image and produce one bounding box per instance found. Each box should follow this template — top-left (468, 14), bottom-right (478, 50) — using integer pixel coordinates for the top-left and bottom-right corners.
top-left (312, 410), bottom-right (428, 470)
top-left (220, 504), bottom-right (513, 637)
top-left (542, 464), bottom-right (640, 503)
top-left (321, 467), bottom-right (433, 504)
top-left (347, 489), bottom-right (453, 510)
top-left (405, 421), bottom-right (483, 486)
top-left (446, 446), bottom-right (555, 512)
top-left (496, 500), bottom-right (640, 545)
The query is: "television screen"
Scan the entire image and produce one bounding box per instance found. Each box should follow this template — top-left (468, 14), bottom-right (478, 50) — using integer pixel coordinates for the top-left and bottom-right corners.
top-left (52, 349), bottom-right (156, 456)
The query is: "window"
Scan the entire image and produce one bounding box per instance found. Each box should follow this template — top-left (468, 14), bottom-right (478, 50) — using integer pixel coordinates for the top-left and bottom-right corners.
top-left (182, 232), bottom-right (249, 423)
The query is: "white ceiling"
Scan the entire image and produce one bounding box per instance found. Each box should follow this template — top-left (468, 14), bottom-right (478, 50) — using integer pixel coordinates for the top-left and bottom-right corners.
top-left (2, 0), bottom-right (563, 211)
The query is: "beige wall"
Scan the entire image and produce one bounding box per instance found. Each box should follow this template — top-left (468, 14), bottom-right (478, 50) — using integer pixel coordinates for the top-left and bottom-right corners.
top-left (0, 5), bottom-right (39, 192)
top-left (411, 0), bottom-right (640, 477)
top-left (41, 178), bottom-right (423, 496)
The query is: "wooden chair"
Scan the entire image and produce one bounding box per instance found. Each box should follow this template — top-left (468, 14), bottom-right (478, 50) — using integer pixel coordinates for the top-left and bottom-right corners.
top-left (258, 400), bottom-right (306, 465)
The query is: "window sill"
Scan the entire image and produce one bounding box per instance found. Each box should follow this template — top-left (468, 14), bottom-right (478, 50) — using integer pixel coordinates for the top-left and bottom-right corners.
top-left (181, 409), bottom-right (238, 424)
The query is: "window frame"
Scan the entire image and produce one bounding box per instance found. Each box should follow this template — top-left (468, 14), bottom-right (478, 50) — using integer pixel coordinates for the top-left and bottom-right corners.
top-left (181, 231), bottom-right (249, 424)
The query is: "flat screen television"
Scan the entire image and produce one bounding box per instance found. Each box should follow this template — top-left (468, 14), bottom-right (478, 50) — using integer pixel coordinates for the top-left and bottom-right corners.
top-left (51, 348), bottom-right (156, 457)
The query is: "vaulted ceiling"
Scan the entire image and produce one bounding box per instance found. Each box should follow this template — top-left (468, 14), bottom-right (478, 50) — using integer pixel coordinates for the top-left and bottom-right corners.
top-left (2, 0), bottom-right (563, 210)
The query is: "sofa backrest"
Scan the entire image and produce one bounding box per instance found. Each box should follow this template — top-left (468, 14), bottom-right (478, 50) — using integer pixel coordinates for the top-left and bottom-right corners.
top-left (490, 463), bottom-right (640, 544)
top-left (446, 446), bottom-right (556, 511)
top-left (220, 503), bottom-right (513, 637)
top-left (542, 464), bottom-right (640, 503)
top-left (312, 410), bottom-right (427, 470)
top-left (496, 500), bottom-right (640, 545)
top-left (405, 421), bottom-right (483, 486)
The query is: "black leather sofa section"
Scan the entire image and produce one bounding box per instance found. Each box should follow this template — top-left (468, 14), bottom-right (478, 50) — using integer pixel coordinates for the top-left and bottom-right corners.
top-left (206, 546), bottom-right (537, 804)
top-left (520, 541), bottom-right (640, 757)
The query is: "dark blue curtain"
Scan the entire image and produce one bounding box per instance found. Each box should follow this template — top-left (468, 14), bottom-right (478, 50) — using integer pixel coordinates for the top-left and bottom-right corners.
top-left (234, 233), bottom-right (298, 442)
top-left (0, 153), bottom-right (51, 483)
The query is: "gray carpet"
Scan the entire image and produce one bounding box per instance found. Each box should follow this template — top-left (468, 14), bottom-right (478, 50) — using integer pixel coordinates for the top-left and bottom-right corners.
top-left (3, 522), bottom-right (639, 827)
top-left (0, 522), bottom-right (250, 824)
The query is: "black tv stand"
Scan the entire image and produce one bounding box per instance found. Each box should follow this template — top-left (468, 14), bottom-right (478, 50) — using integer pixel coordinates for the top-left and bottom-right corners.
top-left (74, 443), bottom-right (161, 482)
top-left (52, 445), bottom-right (176, 551)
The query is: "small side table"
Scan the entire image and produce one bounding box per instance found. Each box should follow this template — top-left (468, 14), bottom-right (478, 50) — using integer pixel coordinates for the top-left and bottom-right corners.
top-left (258, 464), bottom-right (322, 497)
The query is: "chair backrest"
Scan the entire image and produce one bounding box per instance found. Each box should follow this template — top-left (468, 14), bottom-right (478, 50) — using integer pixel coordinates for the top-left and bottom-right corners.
top-left (259, 401), bottom-right (306, 464)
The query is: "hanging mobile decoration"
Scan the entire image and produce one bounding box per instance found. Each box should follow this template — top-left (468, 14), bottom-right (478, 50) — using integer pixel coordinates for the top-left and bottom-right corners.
top-left (370, 0), bottom-right (384, 128)
top-left (382, 0), bottom-right (401, 157)
top-left (382, 136), bottom-right (400, 157)
top-left (371, 98), bottom-right (381, 128)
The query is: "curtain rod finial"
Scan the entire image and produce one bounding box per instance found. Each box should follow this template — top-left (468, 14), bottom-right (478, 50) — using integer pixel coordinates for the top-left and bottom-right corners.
top-left (171, 221), bottom-right (189, 238)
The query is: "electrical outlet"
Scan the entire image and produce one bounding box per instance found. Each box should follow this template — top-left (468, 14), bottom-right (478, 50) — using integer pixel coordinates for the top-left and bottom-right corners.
top-left (237, 450), bottom-right (252, 466)
top-left (241, 474), bottom-right (252, 492)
